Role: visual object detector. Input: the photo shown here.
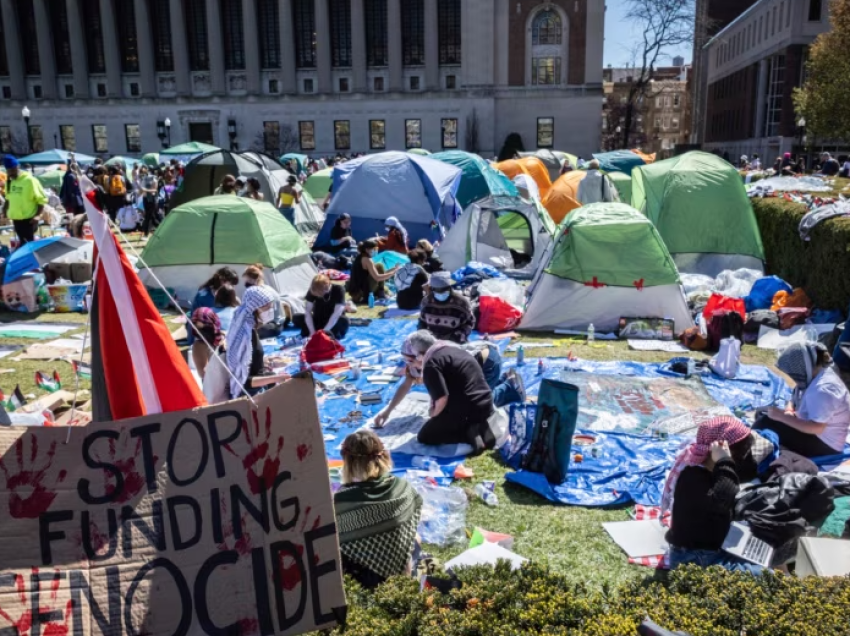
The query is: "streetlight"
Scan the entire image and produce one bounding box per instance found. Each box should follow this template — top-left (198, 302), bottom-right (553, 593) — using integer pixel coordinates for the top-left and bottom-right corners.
top-left (615, 125), bottom-right (622, 150)
top-left (21, 105), bottom-right (31, 154)
top-left (797, 117), bottom-right (807, 169)
top-left (227, 118), bottom-right (238, 151)
top-left (164, 117), bottom-right (172, 147)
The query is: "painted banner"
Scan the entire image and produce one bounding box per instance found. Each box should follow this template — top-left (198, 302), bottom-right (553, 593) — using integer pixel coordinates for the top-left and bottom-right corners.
top-left (0, 378), bottom-right (346, 636)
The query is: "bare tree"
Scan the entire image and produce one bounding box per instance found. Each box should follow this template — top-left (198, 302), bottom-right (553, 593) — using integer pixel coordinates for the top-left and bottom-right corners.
top-left (465, 109), bottom-right (481, 155)
top-left (250, 122), bottom-right (299, 156)
top-left (619, 0), bottom-right (694, 149)
top-left (1, 129), bottom-right (31, 155)
top-left (279, 123), bottom-right (299, 154)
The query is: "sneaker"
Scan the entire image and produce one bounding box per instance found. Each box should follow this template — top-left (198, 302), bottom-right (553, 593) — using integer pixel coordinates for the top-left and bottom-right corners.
top-left (506, 369), bottom-right (526, 404)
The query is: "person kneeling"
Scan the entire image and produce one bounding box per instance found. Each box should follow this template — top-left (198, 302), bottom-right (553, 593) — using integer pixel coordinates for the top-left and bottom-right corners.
top-left (334, 430), bottom-right (422, 589)
top-left (294, 273), bottom-right (349, 340)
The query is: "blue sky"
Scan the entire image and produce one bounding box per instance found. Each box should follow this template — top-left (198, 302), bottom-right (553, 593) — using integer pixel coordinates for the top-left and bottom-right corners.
top-left (603, 0), bottom-right (694, 67)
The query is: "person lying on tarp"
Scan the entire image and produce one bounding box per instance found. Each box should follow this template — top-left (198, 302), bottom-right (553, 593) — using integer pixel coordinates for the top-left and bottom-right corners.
top-left (755, 343), bottom-right (850, 458)
top-left (662, 416), bottom-right (763, 574)
top-left (373, 330), bottom-right (504, 453)
top-left (334, 430), bottom-right (422, 589)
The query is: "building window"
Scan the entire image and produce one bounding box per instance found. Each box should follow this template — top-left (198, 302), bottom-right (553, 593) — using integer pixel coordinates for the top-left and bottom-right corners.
top-left (0, 127), bottom-right (11, 154)
top-left (405, 119), bottom-right (422, 148)
top-left (537, 117), bottom-right (554, 148)
top-left (150, 0), bottom-right (174, 72)
top-left (654, 117), bottom-right (661, 129)
top-left (402, 0), bottom-right (425, 66)
top-left (130, 82), bottom-right (140, 97)
top-left (778, 3), bottom-right (784, 31)
top-left (532, 9), bottom-right (561, 45)
top-left (299, 121), bottom-right (315, 150)
top-left (92, 125), bottom-right (108, 153)
top-left (49, 1), bottom-right (73, 75)
top-left (81, 0), bottom-right (105, 74)
top-left (374, 76), bottom-right (384, 91)
top-left (532, 58), bottom-right (561, 85)
top-left (64, 85), bottom-right (75, 98)
top-left (446, 75), bottom-right (456, 89)
top-left (303, 78), bottom-right (314, 93)
top-left (787, 1), bottom-right (793, 27)
top-left (672, 117), bottom-right (680, 129)
top-left (16, 0), bottom-right (40, 75)
top-left (673, 94), bottom-right (680, 108)
top-left (268, 79), bottom-right (279, 93)
top-left (0, 10), bottom-right (7, 77)
top-left (184, 0), bottom-right (210, 71)
top-left (441, 118), bottom-right (458, 149)
top-left (334, 121), bottom-right (351, 150)
top-left (809, 0), bottom-right (822, 20)
top-left (410, 76), bottom-right (420, 90)
top-left (365, 0), bottom-right (388, 67)
top-left (264, 121), bottom-right (280, 154)
top-left (370, 120), bottom-right (386, 149)
top-left (1, 87), bottom-right (9, 99)
top-left (438, 0), bottom-right (461, 65)
top-left (763, 54), bottom-right (785, 137)
top-left (330, 0), bottom-right (352, 68)
top-left (293, 0), bottom-right (316, 68)
top-left (97, 83), bottom-right (107, 97)
top-left (33, 85), bottom-right (42, 99)
top-left (116, 0), bottom-right (139, 73)
top-left (771, 7), bottom-right (777, 35)
top-left (30, 125), bottom-right (43, 152)
top-left (59, 125), bottom-right (76, 151)
top-left (125, 124), bottom-right (142, 152)
top-left (339, 77), bottom-right (349, 92)
top-left (221, 0), bottom-right (245, 70)
top-left (258, 0), bottom-right (280, 69)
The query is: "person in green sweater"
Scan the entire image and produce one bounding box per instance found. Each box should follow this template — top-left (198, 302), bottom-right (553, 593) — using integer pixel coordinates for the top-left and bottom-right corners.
top-left (3, 156), bottom-right (47, 246)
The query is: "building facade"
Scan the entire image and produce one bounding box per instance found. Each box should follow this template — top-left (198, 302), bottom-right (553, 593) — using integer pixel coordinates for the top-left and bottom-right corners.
top-left (700, 0), bottom-right (831, 161)
top-left (0, 0), bottom-right (605, 159)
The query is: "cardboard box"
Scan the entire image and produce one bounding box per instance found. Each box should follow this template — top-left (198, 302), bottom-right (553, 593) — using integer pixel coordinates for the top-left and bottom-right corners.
top-left (796, 537), bottom-right (850, 578)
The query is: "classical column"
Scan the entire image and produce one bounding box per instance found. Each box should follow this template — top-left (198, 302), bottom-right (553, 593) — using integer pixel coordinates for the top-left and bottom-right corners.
top-left (134, 0), bottom-right (156, 96)
top-left (243, 0), bottom-right (261, 94)
top-left (99, 0), bottom-right (122, 97)
top-left (351, 0), bottom-right (367, 92)
top-left (206, 0), bottom-right (226, 94)
top-left (387, 0), bottom-right (402, 91)
top-left (279, 0), bottom-right (297, 93)
top-left (170, 0), bottom-right (191, 95)
top-left (32, 0), bottom-right (57, 98)
top-left (315, 0), bottom-right (332, 93)
top-left (0, 0), bottom-right (26, 99)
top-left (65, 0), bottom-right (89, 98)
top-left (424, 0), bottom-right (439, 90)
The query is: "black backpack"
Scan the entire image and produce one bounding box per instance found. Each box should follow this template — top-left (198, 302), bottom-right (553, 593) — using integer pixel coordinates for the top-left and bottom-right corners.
top-left (522, 379), bottom-right (579, 484)
top-left (707, 310), bottom-right (745, 350)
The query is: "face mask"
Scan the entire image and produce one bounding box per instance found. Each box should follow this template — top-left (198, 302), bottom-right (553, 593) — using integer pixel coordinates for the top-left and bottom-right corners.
top-left (244, 281), bottom-right (255, 288)
top-left (259, 309), bottom-right (275, 324)
top-left (370, 250), bottom-right (378, 258)
top-left (434, 291), bottom-right (450, 302)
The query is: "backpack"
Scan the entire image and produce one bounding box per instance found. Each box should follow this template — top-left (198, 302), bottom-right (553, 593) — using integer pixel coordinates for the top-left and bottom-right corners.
top-left (108, 175), bottom-right (127, 197)
top-left (707, 310), bottom-right (744, 351)
top-left (303, 330), bottom-right (345, 364)
top-left (521, 379), bottom-right (579, 484)
top-left (744, 310), bottom-right (779, 343)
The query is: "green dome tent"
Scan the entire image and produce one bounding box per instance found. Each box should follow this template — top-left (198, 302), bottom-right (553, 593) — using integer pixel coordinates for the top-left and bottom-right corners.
top-left (137, 196), bottom-right (316, 304)
top-left (521, 202), bottom-right (693, 334)
top-left (431, 150), bottom-right (518, 209)
top-left (142, 153), bottom-right (160, 167)
top-left (607, 171), bottom-right (632, 203)
top-left (631, 151), bottom-right (765, 277)
top-left (36, 169), bottom-right (65, 191)
top-left (304, 167), bottom-right (333, 200)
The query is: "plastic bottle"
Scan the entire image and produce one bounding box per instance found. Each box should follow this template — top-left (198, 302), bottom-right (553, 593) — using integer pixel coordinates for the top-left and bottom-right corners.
top-left (368, 292), bottom-right (375, 308)
top-left (587, 323), bottom-right (595, 343)
top-left (537, 358), bottom-right (544, 375)
top-left (686, 358), bottom-right (696, 378)
top-left (516, 345), bottom-right (525, 366)
top-left (351, 360), bottom-right (362, 380)
top-left (473, 483), bottom-right (499, 506)
top-left (412, 455), bottom-right (439, 470)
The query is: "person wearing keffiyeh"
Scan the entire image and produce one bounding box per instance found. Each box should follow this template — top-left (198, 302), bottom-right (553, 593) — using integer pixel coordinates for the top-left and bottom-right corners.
top-left (754, 342), bottom-right (850, 458)
top-left (189, 307), bottom-right (224, 379)
top-left (380, 216), bottom-right (409, 255)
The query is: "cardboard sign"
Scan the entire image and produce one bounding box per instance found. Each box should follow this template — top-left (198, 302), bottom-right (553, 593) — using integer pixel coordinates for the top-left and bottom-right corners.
top-left (0, 378), bottom-right (346, 636)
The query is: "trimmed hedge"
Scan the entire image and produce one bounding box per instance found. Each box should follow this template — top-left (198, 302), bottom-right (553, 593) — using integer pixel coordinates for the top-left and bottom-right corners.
top-left (325, 563), bottom-right (850, 636)
top-left (752, 196), bottom-right (850, 311)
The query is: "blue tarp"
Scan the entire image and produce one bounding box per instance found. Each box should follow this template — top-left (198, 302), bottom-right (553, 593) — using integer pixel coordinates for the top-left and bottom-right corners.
top-left (4, 236), bottom-right (88, 283)
top-left (592, 150), bottom-right (646, 175)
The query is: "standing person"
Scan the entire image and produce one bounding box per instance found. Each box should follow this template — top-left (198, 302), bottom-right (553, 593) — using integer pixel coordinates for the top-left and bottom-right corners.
top-left (189, 307), bottom-right (225, 380)
top-left (577, 159), bottom-right (614, 204)
top-left (394, 248), bottom-right (429, 310)
top-left (139, 166), bottom-right (160, 236)
top-left (214, 284), bottom-right (240, 332)
top-left (243, 177), bottom-right (264, 201)
top-left (59, 163), bottom-right (85, 216)
top-left (104, 165), bottom-right (129, 223)
top-left (380, 217), bottom-right (409, 254)
top-left (750, 154), bottom-right (762, 171)
top-left (277, 176), bottom-right (301, 224)
top-left (416, 239), bottom-right (444, 273)
top-left (418, 271), bottom-right (475, 344)
top-left (346, 239), bottom-right (399, 304)
top-left (294, 273), bottom-right (349, 340)
top-left (189, 267), bottom-right (239, 374)
top-left (2, 156), bottom-right (46, 246)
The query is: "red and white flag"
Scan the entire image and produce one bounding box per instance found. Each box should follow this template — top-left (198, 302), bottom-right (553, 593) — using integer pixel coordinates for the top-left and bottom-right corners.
top-left (81, 179), bottom-right (206, 420)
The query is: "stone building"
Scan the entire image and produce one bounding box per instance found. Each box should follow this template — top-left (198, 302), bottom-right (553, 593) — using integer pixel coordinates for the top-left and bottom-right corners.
top-left (0, 0), bottom-right (605, 159)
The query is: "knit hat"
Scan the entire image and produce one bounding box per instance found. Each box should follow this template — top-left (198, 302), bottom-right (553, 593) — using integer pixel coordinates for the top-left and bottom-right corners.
top-left (429, 271), bottom-right (454, 290)
top-left (3, 156), bottom-right (19, 169)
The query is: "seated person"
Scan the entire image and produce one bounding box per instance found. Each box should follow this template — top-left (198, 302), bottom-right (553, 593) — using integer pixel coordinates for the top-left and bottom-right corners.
top-left (379, 216), bottom-right (409, 255)
top-left (387, 330), bottom-right (497, 453)
top-left (189, 267), bottom-right (239, 376)
top-left (293, 273), bottom-right (349, 340)
top-left (334, 430), bottom-right (422, 589)
top-left (755, 343), bottom-right (850, 458)
top-left (819, 153), bottom-right (840, 177)
top-left (374, 337), bottom-right (524, 428)
top-left (418, 271), bottom-right (475, 344)
top-left (214, 284), bottom-right (240, 332)
top-left (394, 248), bottom-right (429, 310)
top-left (325, 213), bottom-right (357, 256)
top-left (663, 416), bottom-right (762, 574)
top-left (225, 285), bottom-right (290, 399)
top-left (346, 239), bottom-right (399, 304)
top-left (417, 239), bottom-right (444, 273)
top-left (189, 307), bottom-right (224, 380)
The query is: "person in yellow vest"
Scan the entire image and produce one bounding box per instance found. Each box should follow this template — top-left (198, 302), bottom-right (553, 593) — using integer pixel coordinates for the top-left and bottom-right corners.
top-left (276, 176), bottom-right (301, 225)
top-left (2, 156), bottom-right (46, 246)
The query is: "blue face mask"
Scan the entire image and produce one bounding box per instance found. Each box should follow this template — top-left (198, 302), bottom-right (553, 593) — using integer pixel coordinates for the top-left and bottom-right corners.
top-left (434, 291), bottom-right (450, 302)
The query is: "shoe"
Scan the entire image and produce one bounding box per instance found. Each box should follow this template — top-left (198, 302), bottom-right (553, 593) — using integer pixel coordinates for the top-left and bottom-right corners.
top-left (506, 369), bottom-right (526, 404)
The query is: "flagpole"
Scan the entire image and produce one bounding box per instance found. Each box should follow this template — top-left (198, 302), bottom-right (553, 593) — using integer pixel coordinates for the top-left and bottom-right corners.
top-left (88, 283), bottom-right (113, 422)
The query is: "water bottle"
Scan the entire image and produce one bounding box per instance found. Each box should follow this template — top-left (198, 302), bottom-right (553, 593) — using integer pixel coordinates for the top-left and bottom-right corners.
top-left (516, 345), bottom-right (525, 366)
top-left (686, 358), bottom-right (696, 378)
top-left (473, 483), bottom-right (499, 506)
top-left (587, 323), bottom-right (595, 343)
top-left (412, 455), bottom-right (439, 470)
top-left (537, 358), bottom-right (545, 375)
top-left (368, 292), bottom-right (375, 308)
top-left (351, 360), bottom-right (362, 380)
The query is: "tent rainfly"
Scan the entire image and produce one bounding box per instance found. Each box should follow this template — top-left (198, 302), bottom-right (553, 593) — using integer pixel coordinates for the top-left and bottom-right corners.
top-left (431, 150), bottom-right (519, 210)
top-left (494, 157), bottom-right (553, 199)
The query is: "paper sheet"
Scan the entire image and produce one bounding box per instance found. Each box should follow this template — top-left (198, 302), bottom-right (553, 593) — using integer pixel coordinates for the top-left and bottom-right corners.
top-left (627, 339), bottom-right (689, 353)
top-left (603, 519), bottom-right (669, 558)
top-left (445, 543), bottom-right (528, 572)
top-left (757, 324), bottom-right (836, 350)
top-left (0, 322), bottom-right (78, 339)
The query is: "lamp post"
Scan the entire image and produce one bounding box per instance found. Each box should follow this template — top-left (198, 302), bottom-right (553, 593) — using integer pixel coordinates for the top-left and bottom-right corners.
top-left (227, 118), bottom-right (238, 151)
top-left (797, 117), bottom-right (806, 170)
top-left (21, 106), bottom-right (31, 154)
top-left (615, 125), bottom-right (622, 150)
top-left (164, 117), bottom-right (172, 147)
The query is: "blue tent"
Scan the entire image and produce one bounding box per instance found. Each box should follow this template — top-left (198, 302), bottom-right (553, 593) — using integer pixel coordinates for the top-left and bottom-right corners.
top-left (280, 153), bottom-right (308, 174)
top-left (4, 236), bottom-right (89, 283)
top-left (431, 150), bottom-right (518, 209)
top-left (592, 150), bottom-right (646, 175)
top-left (315, 152), bottom-right (462, 248)
top-left (16, 149), bottom-right (97, 165)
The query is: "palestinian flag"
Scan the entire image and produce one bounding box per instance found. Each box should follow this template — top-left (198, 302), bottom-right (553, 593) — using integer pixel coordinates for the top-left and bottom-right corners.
top-left (35, 370), bottom-right (61, 393)
top-left (0, 385), bottom-right (27, 411)
top-left (72, 360), bottom-right (92, 380)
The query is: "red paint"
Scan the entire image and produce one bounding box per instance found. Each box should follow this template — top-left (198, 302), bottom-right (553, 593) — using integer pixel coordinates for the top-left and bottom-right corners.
top-left (236, 618), bottom-right (259, 636)
top-left (296, 444), bottom-right (312, 461)
top-left (633, 278), bottom-right (645, 291)
top-left (584, 277), bottom-right (606, 289)
top-left (278, 545), bottom-right (305, 591)
top-left (100, 438), bottom-right (149, 504)
top-left (0, 437), bottom-right (66, 519)
top-left (218, 513), bottom-right (254, 557)
top-left (240, 410), bottom-right (284, 495)
top-left (42, 601), bottom-right (73, 636)
top-left (49, 572), bottom-right (60, 600)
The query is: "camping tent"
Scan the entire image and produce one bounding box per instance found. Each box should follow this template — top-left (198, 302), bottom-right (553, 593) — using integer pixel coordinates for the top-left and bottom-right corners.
top-left (304, 167), bottom-right (333, 200)
top-left (552, 150), bottom-right (579, 170)
top-left (592, 150), bottom-right (646, 174)
top-left (494, 157), bottom-right (552, 198)
top-left (607, 172), bottom-right (632, 204)
top-left (35, 169), bottom-right (65, 191)
top-left (542, 171), bottom-right (583, 224)
top-left (521, 202), bottom-right (693, 334)
top-left (280, 153), bottom-right (308, 173)
top-left (314, 151), bottom-right (462, 247)
top-left (407, 148), bottom-right (431, 156)
top-left (106, 156), bottom-right (140, 168)
top-left (161, 142), bottom-right (220, 165)
top-left (438, 195), bottom-right (555, 276)
top-left (137, 196), bottom-right (316, 302)
top-left (631, 151), bottom-right (765, 276)
top-left (431, 150), bottom-right (518, 209)
top-left (519, 150), bottom-right (563, 182)
top-left (142, 153), bottom-right (160, 167)
top-left (17, 149), bottom-right (96, 165)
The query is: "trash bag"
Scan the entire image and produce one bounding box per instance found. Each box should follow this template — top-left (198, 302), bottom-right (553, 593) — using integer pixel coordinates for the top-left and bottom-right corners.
top-left (451, 262), bottom-right (505, 282)
top-left (413, 482), bottom-right (468, 546)
top-left (702, 294), bottom-right (746, 322)
top-left (745, 276), bottom-right (792, 312)
top-left (477, 295), bottom-right (523, 334)
top-left (713, 268), bottom-right (763, 299)
top-left (478, 277), bottom-right (524, 309)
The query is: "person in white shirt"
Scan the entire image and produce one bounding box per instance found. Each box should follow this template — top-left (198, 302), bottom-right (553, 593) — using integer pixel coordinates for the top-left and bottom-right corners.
top-left (117, 204), bottom-right (141, 232)
top-left (750, 154), bottom-right (762, 171)
top-left (755, 343), bottom-right (850, 457)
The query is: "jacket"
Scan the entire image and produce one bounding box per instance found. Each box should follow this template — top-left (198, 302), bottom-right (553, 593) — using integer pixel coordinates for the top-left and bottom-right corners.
top-left (6, 171), bottom-right (48, 220)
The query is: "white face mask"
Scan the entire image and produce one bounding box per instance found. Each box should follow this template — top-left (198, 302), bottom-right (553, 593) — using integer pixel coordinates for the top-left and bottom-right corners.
top-left (434, 291), bottom-right (450, 302)
top-left (259, 308), bottom-right (275, 324)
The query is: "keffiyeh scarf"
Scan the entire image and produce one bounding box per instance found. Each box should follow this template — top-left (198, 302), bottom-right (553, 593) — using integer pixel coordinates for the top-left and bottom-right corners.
top-left (191, 307), bottom-right (223, 348)
top-left (226, 285), bottom-right (278, 399)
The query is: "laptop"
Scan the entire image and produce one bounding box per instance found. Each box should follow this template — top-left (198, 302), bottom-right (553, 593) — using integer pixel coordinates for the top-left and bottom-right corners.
top-left (722, 521), bottom-right (774, 568)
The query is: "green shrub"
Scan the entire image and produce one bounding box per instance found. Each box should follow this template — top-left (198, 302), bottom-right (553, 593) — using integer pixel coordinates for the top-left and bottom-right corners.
top-left (322, 563), bottom-right (850, 636)
top-left (752, 197), bottom-right (850, 311)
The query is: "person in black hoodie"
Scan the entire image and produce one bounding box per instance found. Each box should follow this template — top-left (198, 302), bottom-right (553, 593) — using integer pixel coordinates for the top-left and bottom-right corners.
top-left (416, 239), bottom-right (444, 273)
top-left (661, 416), bottom-right (763, 574)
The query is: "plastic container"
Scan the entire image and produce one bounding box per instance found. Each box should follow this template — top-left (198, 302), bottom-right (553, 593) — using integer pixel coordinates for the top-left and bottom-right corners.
top-left (368, 292), bottom-right (375, 308)
top-left (412, 455), bottom-right (440, 472)
top-left (516, 345), bottom-right (525, 366)
top-left (474, 483), bottom-right (499, 506)
top-left (587, 323), bottom-right (595, 343)
top-left (413, 482), bottom-right (468, 546)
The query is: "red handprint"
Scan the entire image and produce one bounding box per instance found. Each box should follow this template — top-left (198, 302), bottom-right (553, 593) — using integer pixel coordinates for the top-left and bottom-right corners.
top-left (0, 572), bottom-right (73, 636)
top-left (216, 496), bottom-right (254, 557)
top-left (91, 434), bottom-right (147, 504)
top-left (241, 408), bottom-right (284, 495)
top-left (0, 434), bottom-right (68, 518)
